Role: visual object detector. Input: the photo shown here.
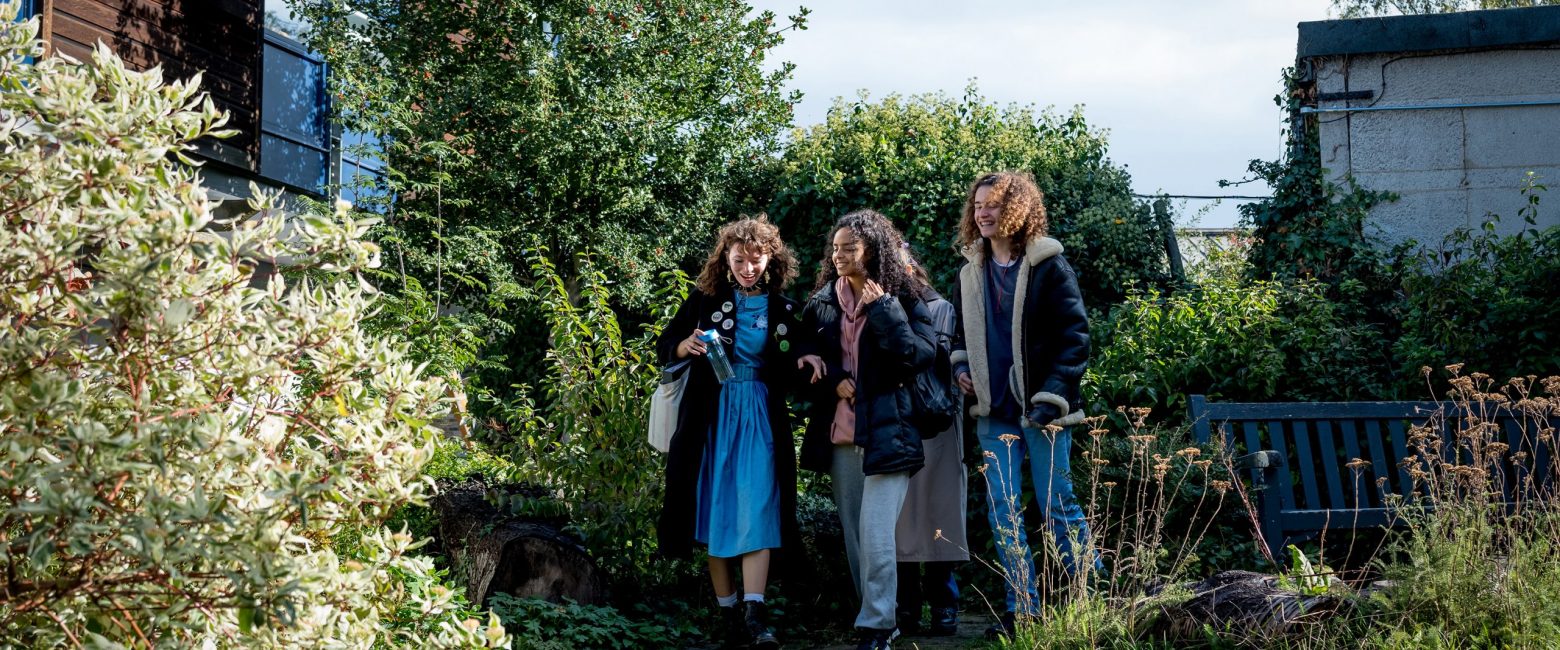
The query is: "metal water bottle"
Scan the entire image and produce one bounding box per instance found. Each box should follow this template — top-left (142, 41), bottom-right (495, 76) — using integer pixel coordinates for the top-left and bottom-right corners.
top-left (699, 329), bottom-right (734, 384)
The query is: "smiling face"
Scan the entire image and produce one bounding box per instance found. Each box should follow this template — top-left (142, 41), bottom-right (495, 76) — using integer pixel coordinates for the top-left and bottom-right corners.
top-left (972, 185), bottom-right (1000, 239)
top-left (725, 243), bottom-right (770, 289)
top-left (830, 228), bottom-right (868, 280)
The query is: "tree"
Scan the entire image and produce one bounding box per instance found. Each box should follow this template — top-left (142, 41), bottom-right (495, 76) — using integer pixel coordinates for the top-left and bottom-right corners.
top-left (1331, 0), bottom-right (1560, 18)
top-left (287, 0), bottom-right (808, 389)
top-left (765, 87), bottom-right (1170, 305)
top-left (0, 9), bottom-right (506, 646)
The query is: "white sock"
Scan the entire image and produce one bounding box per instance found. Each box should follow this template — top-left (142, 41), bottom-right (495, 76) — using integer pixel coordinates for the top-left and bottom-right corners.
top-left (743, 593), bottom-right (765, 604)
top-left (717, 593), bottom-right (739, 608)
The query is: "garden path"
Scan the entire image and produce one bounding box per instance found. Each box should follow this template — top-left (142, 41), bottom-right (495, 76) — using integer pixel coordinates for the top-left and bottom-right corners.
top-left (803, 611), bottom-right (993, 649)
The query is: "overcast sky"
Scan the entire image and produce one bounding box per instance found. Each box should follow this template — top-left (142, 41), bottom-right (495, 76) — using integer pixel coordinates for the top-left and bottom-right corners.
top-left (748, 0), bottom-right (1337, 227)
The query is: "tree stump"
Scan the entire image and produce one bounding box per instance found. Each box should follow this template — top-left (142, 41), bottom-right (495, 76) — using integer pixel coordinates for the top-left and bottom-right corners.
top-left (1146, 570), bottom-right (1349, 643)
top-left (431, 481), bottom-right (604, 606)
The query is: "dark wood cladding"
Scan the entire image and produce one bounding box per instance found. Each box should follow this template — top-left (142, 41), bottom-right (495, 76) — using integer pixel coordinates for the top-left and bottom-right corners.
top-left (48, 0), bottom-right (263, 171)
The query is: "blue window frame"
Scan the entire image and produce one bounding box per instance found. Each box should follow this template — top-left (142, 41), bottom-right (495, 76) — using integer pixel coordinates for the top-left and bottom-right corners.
top-left (16, 0), bottom-right (37, 19)
top-left (260, 29), bottom-right (330, 195)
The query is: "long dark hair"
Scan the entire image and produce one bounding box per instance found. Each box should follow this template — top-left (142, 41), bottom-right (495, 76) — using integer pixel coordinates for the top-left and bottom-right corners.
top-left (813, 209), bottom-right (917, 299)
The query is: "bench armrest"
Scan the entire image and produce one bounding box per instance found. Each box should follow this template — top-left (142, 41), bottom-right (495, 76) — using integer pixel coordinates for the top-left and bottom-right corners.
top-left (1236, 450), bottom-right (1283, 470)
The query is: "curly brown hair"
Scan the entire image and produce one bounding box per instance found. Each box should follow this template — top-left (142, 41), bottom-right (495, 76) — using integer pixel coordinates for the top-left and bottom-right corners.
top-left (694, 214), bottom-right (799, 295)
top-left (956, 171), bottom-right (1050, 252)
top-left (813, 209), bottom-right (918, 299)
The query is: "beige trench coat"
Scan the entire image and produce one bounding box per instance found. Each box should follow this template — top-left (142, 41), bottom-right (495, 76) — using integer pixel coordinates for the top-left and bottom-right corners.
top-left (894, 295), bottom-right (969, 562)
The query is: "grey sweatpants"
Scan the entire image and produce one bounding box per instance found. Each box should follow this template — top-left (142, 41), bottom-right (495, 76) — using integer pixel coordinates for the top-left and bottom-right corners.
top-left (830, 445), bottom-right (911, 631)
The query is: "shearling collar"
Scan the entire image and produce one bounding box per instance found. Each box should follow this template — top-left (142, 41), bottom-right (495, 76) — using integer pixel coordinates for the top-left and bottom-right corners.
top-left (960, 236), bottom-right (1064, 266)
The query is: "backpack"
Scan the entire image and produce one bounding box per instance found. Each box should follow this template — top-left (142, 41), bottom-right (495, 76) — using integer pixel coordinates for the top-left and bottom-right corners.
top-left (904, 296), bottom-right (959, 439)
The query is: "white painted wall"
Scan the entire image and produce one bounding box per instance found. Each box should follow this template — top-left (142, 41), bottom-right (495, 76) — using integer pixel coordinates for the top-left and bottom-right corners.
top-left (1311, 48), bottom-right (1560, 246)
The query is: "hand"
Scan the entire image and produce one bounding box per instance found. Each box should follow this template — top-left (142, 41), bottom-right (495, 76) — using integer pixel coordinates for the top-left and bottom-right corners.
top-left (956, 371), bottom-right (974, 396)
top-left (797, 355), bottom-right (824, 383)
top-left (858, 279), bottom-right (885, 306)
top-left (836, 377), bottom-right (856, 404)
top-left (1025, 403), bottom-right (1061, 430)
top-left (676, 329), bottom-right (707, 358)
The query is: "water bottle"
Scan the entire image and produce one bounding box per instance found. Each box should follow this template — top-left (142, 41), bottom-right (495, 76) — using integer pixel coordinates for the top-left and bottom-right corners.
top-left (699, 329), bottom-right (734, 384)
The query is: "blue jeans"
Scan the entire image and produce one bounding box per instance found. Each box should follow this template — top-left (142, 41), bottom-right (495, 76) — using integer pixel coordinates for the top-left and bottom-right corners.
top-left (976, 416), bottom-right (1096, 614)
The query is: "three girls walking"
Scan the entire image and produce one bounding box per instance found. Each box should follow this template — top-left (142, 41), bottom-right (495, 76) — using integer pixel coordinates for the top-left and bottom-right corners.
top-left (655, 170), bottom-right (1094, 648)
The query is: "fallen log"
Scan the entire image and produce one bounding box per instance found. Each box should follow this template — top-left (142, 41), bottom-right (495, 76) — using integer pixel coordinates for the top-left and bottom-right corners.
top-left (1145, 570), bottom-right (1350, 643)
top-left (431, 480), bottom-right (604, 607)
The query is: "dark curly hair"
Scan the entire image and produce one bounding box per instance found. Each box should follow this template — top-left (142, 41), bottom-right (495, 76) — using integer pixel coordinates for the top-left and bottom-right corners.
top-left (694, 214), bottom-right (799, 295)
top-left (813, 209), bottom-right (917, 299)
top-left (956, 171), bottom-right (1049, 252)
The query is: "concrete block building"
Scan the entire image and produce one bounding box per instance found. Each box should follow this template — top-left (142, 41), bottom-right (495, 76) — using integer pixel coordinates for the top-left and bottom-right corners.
top-left (1296, 6), bottom-right (1560, 245)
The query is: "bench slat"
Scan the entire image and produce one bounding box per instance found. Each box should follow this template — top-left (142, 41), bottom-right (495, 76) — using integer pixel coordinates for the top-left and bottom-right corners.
top-left (1247, 420), bottom-right (1295, 511)
top-left (1201, 401), bottom-right (1443, 420)
top-left (1388, 419), bottom-right (1413, 497)
top-left (1338, 420), bottom-right (1369, 509)
top-left (1279, 507), bottom-right (1400, 531)
top-left (1316, 420), bottom-right (1347, 509)
top-left (1289, 420), bottom-right (1323, 510)
top-left (1363, 419), bottom-right (1393, 503)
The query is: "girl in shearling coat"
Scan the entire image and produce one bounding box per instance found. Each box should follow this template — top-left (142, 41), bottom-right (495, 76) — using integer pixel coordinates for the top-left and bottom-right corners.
top-left (948, 172), bottom-right (1096, 637)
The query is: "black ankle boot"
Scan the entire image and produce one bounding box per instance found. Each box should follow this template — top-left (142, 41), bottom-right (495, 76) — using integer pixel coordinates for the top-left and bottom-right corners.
top-left (984, 611), bottom-right (1016, 640)
top-left (895, 606), bottom-right (922, 636)
top-left (928, 606), bottom-right (958, 636)
top-left (743, 601), bottom-right (779, 650)
top-left (720, 605), bottom-right (747, 649)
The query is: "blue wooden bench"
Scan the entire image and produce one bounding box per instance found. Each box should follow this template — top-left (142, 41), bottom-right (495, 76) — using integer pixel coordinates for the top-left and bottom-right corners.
top-left (1190, 395), bottom-right (1558, 562)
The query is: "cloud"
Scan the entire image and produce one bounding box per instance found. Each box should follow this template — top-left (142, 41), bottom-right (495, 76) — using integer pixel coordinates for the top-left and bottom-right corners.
top-left (751, 0), bottom-right (1333, 225)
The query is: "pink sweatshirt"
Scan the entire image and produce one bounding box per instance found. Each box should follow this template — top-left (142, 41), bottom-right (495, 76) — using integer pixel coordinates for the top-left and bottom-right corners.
top-left (830, 277), bottom-right (868, 445)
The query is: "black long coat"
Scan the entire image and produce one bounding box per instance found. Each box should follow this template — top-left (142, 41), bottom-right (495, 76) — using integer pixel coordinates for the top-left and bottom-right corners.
top-left (798, 282), bottom-right (937, 477)
top-left (654, 286), bottom-right (804, 560)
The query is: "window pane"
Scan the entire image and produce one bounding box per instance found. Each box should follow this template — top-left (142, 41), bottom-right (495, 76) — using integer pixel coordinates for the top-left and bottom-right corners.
top-left (262, 43), bottom-right (325, 143)
top-left (260, 134), bottom-right (327, 192)
top-left (263, 0), bottom-right (310, 40)
top-left (340, 163), bottom-right (388, 213)
top-left (340, 129), bottom-right (385, 172)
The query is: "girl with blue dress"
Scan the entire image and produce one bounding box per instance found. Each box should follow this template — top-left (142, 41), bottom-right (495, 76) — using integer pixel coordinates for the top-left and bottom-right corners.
top-left (656, 216), bottom-right (812, 650)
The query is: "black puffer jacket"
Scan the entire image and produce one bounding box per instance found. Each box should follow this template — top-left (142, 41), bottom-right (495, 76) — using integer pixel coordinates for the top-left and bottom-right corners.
top-left (798, 282), bottom-right (937, 476)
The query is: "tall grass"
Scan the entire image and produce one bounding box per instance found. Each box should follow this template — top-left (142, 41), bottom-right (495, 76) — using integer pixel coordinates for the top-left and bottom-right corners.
top-left (982, 370), bottom-right (1560, 649)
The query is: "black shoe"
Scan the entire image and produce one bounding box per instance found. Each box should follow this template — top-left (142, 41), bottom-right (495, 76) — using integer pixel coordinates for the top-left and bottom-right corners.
top-left (894, 607), bottom-right (921, 636)
top-left (984, 611), bottom-right (1016, 640)
top-left (927, 606), bottom-right (958, 636)
top-left (854, 626), bottom-right (900, 650)
top-left (743, 601), bottom-right (778, 650)
top-left (720, 605), bottom-right (748, 649)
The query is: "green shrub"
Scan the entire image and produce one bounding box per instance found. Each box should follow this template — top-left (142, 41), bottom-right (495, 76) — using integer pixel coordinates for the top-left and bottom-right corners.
top-left (490, 247), bottom-right (691, 587)
top-left (0, 10), bottom-right (504, 645)
top-left (1391, 178), bottom-right (1560, 391)
top-left (1087, 247), bottom-right (1387, 419)
top-left (765, 86), bottom-right (1170, 304)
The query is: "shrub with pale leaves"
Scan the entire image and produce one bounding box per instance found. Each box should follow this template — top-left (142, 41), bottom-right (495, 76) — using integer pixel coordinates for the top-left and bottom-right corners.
top-left (0, 5), bottom-right (507, 646)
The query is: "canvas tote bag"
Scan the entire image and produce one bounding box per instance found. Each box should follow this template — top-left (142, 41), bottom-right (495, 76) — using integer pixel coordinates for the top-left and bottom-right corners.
top-left (647, 360), bottom-right (691, 453)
